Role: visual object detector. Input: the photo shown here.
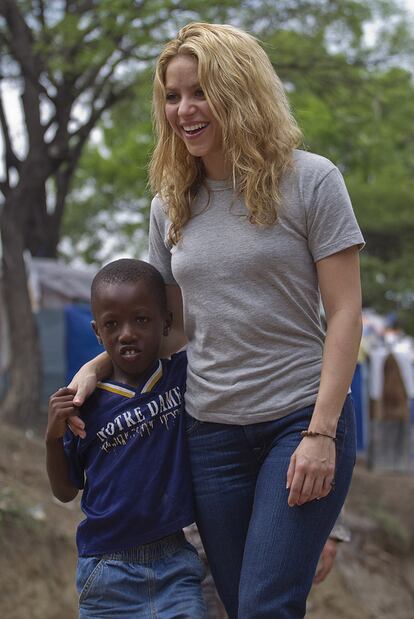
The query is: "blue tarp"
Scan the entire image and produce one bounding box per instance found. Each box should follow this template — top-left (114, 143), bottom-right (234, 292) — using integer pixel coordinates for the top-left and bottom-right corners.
top-left (351, 363), bottom-right (368, 451)
top-left (64, 304), bottom-right (104, 384)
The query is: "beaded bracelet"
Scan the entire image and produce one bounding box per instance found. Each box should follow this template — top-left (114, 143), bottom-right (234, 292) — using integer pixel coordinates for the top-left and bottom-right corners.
top-left (300, 430), bottom-right (337, 442)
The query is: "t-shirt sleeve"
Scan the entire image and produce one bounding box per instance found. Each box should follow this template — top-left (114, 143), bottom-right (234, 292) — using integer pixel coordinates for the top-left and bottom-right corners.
top-left (148, 196), bottom-right (177, 285)
top-left (306, 167), bottom-right (365, 262)
top-left (63, 430), bottom-right (85, 489)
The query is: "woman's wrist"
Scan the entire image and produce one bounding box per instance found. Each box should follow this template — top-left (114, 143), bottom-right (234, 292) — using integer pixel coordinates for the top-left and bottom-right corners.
top-left (87, 351), bottom-right (111, 381)
top-left (300, 430), bottom-right (337, 442)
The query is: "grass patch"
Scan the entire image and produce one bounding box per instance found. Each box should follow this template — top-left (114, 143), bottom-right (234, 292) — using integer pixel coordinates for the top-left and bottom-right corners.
top-left (368, 506), bottom-right (412, 554)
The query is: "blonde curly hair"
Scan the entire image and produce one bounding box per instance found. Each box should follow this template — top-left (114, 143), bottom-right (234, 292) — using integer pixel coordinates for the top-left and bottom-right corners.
top-left (149, 22), bottom-right (302, 245)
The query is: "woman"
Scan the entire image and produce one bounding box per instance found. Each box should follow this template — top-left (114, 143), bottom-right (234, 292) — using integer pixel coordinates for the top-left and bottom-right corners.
top-left (71, 23), bottom-right (363, 618)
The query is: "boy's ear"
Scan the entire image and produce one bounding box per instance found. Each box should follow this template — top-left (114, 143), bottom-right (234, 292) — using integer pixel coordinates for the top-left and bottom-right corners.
top-left (91, 320), bottom-right (103, 345)
top-left (163, 311), bottom-right (173, 336)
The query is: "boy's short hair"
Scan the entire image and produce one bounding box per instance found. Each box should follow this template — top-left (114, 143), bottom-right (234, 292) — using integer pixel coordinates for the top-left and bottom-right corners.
top-left (91, 259), bottom-right (167, 313)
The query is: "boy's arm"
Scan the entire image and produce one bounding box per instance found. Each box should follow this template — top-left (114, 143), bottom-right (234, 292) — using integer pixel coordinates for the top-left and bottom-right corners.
top-left (45, 388), bottom-right (81, 503)
top-left (46, 438), bottom-right (79, 502)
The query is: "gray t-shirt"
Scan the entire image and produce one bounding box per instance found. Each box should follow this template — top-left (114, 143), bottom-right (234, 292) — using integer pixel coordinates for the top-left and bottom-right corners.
top-left (149, 150), bottom-right (364, 424)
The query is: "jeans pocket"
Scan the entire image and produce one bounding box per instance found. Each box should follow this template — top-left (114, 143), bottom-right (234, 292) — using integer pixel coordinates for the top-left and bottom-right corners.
top-left (77, 556), bottom-right (105, 604)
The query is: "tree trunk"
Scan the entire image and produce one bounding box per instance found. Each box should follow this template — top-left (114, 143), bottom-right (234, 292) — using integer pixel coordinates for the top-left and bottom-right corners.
top-left (0, 200), bottom-right (42, 428)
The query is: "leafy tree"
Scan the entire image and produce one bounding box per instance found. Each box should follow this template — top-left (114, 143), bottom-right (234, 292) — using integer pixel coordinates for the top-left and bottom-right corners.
top-left (61, 84), bottom-right (153, 265)
top-left (0, 0), bottom-right (239, 425)
top-left (62, 0), bottom-right (414, 335)
top-left (63, 0), bottom-right (397, 261)
top-left (292, 61), bottom-right (414, 332)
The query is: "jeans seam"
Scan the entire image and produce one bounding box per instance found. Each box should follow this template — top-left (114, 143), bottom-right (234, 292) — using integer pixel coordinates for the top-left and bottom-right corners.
top-left (147, 566), bottom-right (157, 619)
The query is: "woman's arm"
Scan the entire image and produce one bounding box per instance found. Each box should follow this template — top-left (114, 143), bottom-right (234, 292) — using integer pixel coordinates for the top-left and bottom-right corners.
top-left (287, 246), bottom-right (362, 506)
top-left (68, 351), bottom-right (112, 406)
top-left (65, 351), bottom-right (112, 435)
top-left (160, 284), bottom-right (188, 356)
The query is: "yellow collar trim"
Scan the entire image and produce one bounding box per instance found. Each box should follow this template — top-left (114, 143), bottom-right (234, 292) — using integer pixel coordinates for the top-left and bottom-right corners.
top-left (141, 360), bottom-right (163, 393)
top-left (96, 361), bottom-right (163, 398)
top-left (97, 382), bottom-right (135, 398)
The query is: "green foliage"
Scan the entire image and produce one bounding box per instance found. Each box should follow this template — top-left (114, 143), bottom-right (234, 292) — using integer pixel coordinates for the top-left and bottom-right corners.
top-left (62, 79), bottom-right (154, 264)
top-left (57, 0), bottom-right (414, 330)
top-left (270, 6), bottom-right (414, 330)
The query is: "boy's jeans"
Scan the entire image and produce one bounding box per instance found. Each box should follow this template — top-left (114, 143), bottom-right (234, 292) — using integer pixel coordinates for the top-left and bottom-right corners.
top-left (186, 395), bottom-right (356, 619)
top-left (76, 532), bottom-right (206, 618)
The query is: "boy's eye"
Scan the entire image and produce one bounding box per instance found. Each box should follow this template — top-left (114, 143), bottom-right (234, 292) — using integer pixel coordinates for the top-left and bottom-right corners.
top-left (136, 316), bottom-right (149, 323)
top-left (104, 320), bottom-right (117, 328)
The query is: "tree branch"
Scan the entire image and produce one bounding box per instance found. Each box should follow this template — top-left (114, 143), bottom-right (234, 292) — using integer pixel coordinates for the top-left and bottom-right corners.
top-left (69, 80), bottom-right (136, 162)
top-left (0, 79), bottom-right (21, 187)
top-left (32, 0), bottom-right (46, 27)
top-left (0, 0), bottom-right (49, 98)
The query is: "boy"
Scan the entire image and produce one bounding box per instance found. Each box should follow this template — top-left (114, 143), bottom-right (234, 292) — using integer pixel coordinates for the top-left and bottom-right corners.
top-left (45, 259), bottom-right (206, 618)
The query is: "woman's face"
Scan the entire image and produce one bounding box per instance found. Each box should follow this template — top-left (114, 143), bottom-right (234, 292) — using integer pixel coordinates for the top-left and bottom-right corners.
top-left (164, 55), bottom-right (228, 180)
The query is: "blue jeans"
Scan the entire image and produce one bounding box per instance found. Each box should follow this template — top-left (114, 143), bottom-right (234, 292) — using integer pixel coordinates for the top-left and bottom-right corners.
top-left (186, 396), bottom-right (356, 619)
top-left (76, 532), bottom-right (206, 618)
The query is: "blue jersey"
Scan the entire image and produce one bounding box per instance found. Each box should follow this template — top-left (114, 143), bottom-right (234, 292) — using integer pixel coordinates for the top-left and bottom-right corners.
top-left (64, 351), bottom-right (194, 556)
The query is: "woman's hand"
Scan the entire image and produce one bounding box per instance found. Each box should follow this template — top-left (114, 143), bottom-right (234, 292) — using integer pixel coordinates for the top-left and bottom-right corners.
top-left (286, 435), bottom-right (336, 507)
top-left (64, 369), bottom-right (96, 437)
top-left (65, 352), bottom-right (112, 436)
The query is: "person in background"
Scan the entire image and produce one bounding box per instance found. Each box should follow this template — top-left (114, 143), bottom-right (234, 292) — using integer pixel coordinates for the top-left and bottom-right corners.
top-left (69, 22), bottom-right (364, 619)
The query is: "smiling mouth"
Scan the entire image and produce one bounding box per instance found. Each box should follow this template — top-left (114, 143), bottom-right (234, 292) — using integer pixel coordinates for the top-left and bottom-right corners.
top-left (183, 122), bottom-right (208, 136)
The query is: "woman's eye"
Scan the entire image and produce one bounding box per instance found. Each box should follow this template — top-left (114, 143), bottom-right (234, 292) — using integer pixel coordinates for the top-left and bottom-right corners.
top-left (166, 92), bottom-right (178, 102)
top-left (195, 88), bottom-right (205, 98)
top-left (104, 320), bottom-right (117, 328)
top-left (137, 316), bottom-right (149, 323)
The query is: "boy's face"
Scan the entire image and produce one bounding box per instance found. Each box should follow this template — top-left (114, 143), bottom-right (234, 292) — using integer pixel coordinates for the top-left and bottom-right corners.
top-left (92, 279), bottom-right (170, 387)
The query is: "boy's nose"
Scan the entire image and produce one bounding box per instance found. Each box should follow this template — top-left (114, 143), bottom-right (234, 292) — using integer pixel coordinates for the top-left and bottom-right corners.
top-left (119, 325), bottom-right (136, 342)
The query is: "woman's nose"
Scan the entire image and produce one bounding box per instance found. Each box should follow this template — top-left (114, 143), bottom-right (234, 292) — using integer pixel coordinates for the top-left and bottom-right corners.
top-left (178, 97), bottom-right (195, 117)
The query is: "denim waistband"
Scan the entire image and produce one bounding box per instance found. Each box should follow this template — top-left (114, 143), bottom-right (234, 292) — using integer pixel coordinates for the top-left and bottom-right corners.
top-left (101, 531), bottom-right (185, 564)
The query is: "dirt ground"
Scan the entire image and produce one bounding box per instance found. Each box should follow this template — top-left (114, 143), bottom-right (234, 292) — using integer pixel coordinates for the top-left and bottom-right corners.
top-left (0, 418), bottom-right (413, 619)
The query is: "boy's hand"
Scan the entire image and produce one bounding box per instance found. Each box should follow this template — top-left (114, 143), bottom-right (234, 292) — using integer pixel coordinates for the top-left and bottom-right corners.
top-left (46, 387), bottom-right (86, 441)
top-left (313, 538), bottom-right (338, 584)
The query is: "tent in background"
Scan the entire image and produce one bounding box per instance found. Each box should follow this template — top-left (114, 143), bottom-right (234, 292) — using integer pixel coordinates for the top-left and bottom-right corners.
top-left (0, 256), bottom-right (103, 406)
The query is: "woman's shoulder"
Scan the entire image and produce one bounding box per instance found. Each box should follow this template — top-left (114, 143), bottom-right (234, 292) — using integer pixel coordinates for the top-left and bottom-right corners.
top-left (150, 193), bottom-right (171, 223)
top-left (283, 149), bottom-right (346, 203)
top-left (151, 193), bottom-right (167, 212)
top-left (292, 149), bottom-right (337, 180)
